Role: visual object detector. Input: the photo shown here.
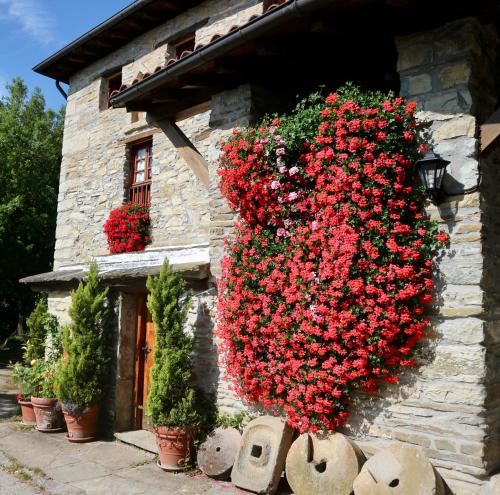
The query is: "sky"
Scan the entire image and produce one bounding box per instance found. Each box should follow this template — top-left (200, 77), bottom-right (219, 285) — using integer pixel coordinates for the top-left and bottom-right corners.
top-left (0, 0), bottom-right (133, 110)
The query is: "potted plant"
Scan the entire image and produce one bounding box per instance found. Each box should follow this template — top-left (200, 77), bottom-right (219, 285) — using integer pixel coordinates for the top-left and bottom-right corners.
top-left (55, 261), bottom-right (110, 442)
top-left (31, 360), bottom-right (65, 432)
top-left (10, 362), bottom-right (36, 425)
top-left (9, 298), bottom-right (54, 426)
top-left (146, 260), bottom-right (207, 471)
top-left (31, 314), bottom-right (65, 433)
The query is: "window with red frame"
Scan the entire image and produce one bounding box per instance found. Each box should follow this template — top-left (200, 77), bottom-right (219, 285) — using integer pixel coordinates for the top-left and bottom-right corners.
top-left (129, 140), bottom-right (152, 207)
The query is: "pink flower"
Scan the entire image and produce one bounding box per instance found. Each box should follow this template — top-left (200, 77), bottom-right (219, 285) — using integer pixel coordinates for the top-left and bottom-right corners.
top-left (271, 181), bottom-right (280, 190)
top-left (289, 166), bottom-right (299, 176)
top-left (288, 192), bottom-right (298, 201)
top-left (279, 166), bottom-right (287, 173)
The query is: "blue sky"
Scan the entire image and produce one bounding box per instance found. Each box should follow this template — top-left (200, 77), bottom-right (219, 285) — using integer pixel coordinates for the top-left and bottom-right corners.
top-left (0, 0), bottom-right (133, 110)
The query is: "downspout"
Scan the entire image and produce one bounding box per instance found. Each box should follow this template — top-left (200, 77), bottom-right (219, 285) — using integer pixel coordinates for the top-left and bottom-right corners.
top-left (55, 80), bottom-right (68, 101)
top-left (111, 0), bottom-right (334, 108)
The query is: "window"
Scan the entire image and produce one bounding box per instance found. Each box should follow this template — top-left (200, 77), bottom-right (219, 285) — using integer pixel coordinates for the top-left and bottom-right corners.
top-left (106, 71), bottom-right (122, 109)
top-left (129, 140), bottom-right (152, 207)
top-left (172, 34), bottom-right (195, 58)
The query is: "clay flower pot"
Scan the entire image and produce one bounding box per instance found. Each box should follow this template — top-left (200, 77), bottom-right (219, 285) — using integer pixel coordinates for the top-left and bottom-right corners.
top-left (18, 399), bottom-right (36, 426)
top-left (62, 404), bottom-right (101, 443)
top-left (156, 426), bottom-right (194, 471)
top-left (31, 397), bottom-right (65, 432)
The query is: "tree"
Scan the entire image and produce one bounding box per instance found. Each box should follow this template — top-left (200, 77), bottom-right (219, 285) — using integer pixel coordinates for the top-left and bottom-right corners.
top-left (0, 78), bottom-right (64, 341)
top-left (55, 262), bottom-right (110, 410)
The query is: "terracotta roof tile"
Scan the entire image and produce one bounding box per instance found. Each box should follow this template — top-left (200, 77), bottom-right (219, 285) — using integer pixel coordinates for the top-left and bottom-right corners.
top-left (113, 0), bottom-right (293, 101)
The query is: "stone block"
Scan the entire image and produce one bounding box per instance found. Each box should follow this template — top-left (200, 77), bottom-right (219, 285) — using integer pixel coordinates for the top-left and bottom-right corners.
top-left (197, 427), bottom-right (241, 480)
top-left (285, 432), bottom-right (365, 495)
top-left (353, 444), bottom-right (446, 495)
top-left (439, 63), bottom-right (472, 89)
top-left (396, 42), bottom-right (432, 72)
top-left (231, 416), bottom-right (294, 494)
top-left (407, 74), bottom-right (432, 96)
top-left (432, 115), bottom-right (476, 140)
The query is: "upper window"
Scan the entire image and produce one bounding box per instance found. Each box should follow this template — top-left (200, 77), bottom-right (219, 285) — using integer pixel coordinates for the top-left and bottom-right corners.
top-left (106, 71), bottom-right (122, 109)
top-left (172, 34), bottom-right (195, 58)
top-left (129, 140), bottom-right (152, 207)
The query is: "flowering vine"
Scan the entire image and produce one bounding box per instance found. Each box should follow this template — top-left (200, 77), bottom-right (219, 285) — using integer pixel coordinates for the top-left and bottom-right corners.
top-left (103, 203), bottom-right (151, 254)
top-left (216, 85), bottom-right (447, 433)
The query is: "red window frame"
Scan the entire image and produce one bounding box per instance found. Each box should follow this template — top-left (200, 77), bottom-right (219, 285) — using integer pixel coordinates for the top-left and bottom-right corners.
top-left (129, 140), bottom-right (152, 207)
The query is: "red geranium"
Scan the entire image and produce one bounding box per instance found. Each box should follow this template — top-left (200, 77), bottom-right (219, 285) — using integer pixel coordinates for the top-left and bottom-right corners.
top-left (216, 85), bottom-right (447, 433)
top-left (103, 203), bottom-right (151, 254)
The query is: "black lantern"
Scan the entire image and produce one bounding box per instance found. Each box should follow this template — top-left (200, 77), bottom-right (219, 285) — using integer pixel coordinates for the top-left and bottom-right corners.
top-left (415, 150), bottom-right (450, 205)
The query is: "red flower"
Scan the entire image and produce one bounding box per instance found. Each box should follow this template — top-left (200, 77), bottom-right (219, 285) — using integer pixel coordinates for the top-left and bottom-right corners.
top-left (103, 203), bottom-right (151, 254)
top-left (216, 85), bottom-right (442, 433)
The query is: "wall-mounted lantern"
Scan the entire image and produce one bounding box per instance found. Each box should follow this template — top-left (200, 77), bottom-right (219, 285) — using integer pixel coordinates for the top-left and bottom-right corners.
top-left (415, 150), bottom-right (450, 205)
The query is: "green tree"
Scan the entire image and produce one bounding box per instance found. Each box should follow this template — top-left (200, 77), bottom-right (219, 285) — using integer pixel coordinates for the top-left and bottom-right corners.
top-left (0, 78), bottom-right (64, 340)
top-left (55, 261), bottom-right (110, 410)
top-left (146, 261), bottom-right (213, 430)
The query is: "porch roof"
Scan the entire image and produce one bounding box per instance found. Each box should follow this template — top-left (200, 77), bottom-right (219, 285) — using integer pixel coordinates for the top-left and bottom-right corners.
top-left (20, 245), bottom-right (210, 289)
top-left (110, 0), bottom-right (500, 117)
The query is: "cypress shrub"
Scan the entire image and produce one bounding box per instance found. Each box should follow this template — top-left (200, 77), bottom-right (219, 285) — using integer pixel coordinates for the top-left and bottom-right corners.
top-left (146, 261), bottom-right (208, 429)
top-left (25, 298), bottom-right (51, 362)
top-left (55, 261), bottom-right (109, 411)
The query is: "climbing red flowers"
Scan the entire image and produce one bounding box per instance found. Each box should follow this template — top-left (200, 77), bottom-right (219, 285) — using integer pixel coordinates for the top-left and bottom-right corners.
top-left (216, 85), bottom-right (447, 433)
top-left (103, 203), bottom-right (151, 254)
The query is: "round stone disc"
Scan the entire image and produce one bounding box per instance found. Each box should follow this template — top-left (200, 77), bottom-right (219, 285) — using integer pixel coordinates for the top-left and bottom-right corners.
top-left (285, 432), bottom-right (366, 495)
top-left (353, 444), bottom-right (446, 495)
top-left (197, 427), bottom-right (242, 480)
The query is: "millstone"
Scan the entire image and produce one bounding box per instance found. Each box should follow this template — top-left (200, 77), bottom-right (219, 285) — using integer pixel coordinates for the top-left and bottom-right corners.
top-left (353, 444), bottom-right (446, 495)
top-left (285, 432), bottom-right (366, 495)
top-left (197, 427), bottom-right (241, 480)
top-left (231, 416), bottom-right (295, 494)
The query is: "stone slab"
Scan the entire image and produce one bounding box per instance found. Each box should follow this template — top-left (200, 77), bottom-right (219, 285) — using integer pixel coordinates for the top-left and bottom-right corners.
top-left (115, 429), bottom-right (158, 454)
top-left (197, 427), bottom-right (241, 480)
top-left (286, 432), bottom-right (365, 495)
top-left (231, 416), bottom-right (294, 494)
top-left (353, 444), bottom-right (446, 495)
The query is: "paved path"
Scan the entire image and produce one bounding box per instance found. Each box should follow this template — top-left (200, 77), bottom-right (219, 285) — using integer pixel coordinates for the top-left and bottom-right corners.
top-left (0, 367), bottom-right (20, 420)
top-left (0, 470), bottom-right (41, 495)
top-left (0, 422), bottom-right (278, 495)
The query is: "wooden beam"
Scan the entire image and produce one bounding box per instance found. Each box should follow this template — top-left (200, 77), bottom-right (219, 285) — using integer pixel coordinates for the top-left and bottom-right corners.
top-left (147, 113), bottom-right (209, 188)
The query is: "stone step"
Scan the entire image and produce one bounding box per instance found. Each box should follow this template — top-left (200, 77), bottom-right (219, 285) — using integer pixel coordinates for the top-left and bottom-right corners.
top-left (115, 429), bottom-right (158, 454)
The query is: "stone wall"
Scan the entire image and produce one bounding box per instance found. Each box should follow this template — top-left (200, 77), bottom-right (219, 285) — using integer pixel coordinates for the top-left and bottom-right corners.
top-left (54, 0), bottom-right (260, 269)
top-left (337, 17), bottom-right (498, 495)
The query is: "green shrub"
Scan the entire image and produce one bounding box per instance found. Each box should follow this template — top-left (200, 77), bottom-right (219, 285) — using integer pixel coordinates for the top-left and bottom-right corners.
top-left (25, 299), bottom-right (50, 362)
top-left (146, 261), bottom-right (214, 431)
top-left (55, 261), bottom-right (110, 410)
top-left (9, 362), bottom-right (35, 400)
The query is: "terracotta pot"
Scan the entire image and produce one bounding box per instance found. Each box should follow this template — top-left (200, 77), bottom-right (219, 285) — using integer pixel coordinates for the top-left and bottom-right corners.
top-left (156, 426), bottom-right (194, 472)
top-left (31, 397), bottom-right (65, 432)
top-left (62, 404), bottom-right (101, 443)
top-left (18, 399), bottom-right (36, 426)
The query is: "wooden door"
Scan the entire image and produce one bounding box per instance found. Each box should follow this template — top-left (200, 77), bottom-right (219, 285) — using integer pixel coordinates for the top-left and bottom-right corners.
top-left (133, 294), bottom-right (155, 430)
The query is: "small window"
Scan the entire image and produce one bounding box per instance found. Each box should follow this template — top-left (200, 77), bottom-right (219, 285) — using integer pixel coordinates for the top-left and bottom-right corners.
top-left (129, 140), bottom-right (152, 207)
top-left (107, 71), bottom-right (122, 109)
top-left (173, 34), bottom-right (195, 58)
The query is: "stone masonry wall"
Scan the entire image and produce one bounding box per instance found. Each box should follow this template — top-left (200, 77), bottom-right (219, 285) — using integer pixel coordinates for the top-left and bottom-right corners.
top-left (54, 0), bottom-right (260, 269)
top-left (338, 18), bottom-right (497, 495)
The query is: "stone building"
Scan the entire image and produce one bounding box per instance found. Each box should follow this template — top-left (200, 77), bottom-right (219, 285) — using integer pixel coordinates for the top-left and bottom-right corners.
top-left (23, 0), bottom-right (500, 493)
